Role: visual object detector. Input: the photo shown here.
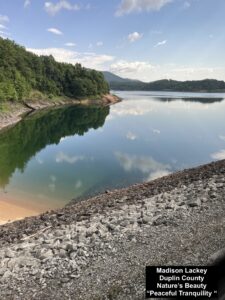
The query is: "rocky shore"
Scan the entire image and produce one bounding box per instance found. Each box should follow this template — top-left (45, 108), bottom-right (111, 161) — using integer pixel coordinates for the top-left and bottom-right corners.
top-left (0, 94), bottom-right (120, 132)
top-left (0, 160), bottom-right (225, 299)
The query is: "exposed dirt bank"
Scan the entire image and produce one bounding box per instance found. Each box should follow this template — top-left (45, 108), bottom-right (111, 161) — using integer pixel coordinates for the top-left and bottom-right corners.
top-left (0, 160), bottom-right (225, 299)
top-left (0, 94), bottom-right (120, 132)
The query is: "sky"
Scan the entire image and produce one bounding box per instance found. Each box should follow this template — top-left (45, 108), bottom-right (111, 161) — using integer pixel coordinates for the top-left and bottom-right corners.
top-left (0, 0), bottom-right (225, 82)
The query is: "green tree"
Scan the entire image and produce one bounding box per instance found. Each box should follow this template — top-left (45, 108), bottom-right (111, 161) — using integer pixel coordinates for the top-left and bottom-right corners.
top-left (0, 37), bottom-right (110, 103)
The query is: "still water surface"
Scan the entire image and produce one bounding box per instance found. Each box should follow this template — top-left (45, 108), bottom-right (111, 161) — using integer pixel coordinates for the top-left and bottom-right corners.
top-left (1, 91), bottom-right (225, 218)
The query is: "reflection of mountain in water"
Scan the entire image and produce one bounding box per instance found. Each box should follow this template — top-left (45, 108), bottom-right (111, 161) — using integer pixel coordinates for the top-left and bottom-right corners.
top-left (0, 105), bottom-right (109, 187)
top-left (154, 97), bottom-right (224, 104)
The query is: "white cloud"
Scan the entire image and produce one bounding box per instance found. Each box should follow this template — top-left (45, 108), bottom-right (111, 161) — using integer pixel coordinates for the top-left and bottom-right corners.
top-left (154, 39), bottom-right (167, 47)
top-left (50, 175), bottom-right (56, 182)
top-left (27, 47), bottom-right (114, 70)
top-left (0, 34), bottom-right (6, 39)
top-left (126, 131), bottom-right (137, 140)
top-left (80, 52), bottom-right (114, 70)
top-left (111, 100), bottom-right (154, 116)
top-left (109, 59), bottom-right (225, 82)
top-left (36, 157), bottom-right (44, 164)
top-left (0, 30), bottom-right (10, 36)
top-left (219, 135), bottom-right (225, 141)
top-left (45, 0), bottom-right (80, 16)
top-left (0, 15), bottom-right (9, 24)
top-left (128, 31), bottom-right (143, 43)
top-left (183, 1), bottom-right (190, 9)
top-left (0, 30), bottom-right (10, 39)
top-left (96, 41), bottom-right (103, 47)
top-left (170, 66), bottom-right (225, 81)
top-left (0, 24), bottom-right (6, 29)
top-left (146, 170), bottom-right (171, 181)
top-left (75, 180), bottom-right (82, 189)
top-left (65, 42), bottom-right (76, 47)
top-left (152, 128), bottom-right (160, 134)
top-left (24, 0), bottom-right (31, 8)
top-left (116, 0), bottom-right (173, 16)
top-left (115, 152), bottom-right (171, 183)
top-left (47, 28), bottom-right (63, 35)
top-left (211, 150), bottom-right (225, 160)
top-left (49, 175), bottom-right (56, 192)
top-left (115, 152), bottom-right (170, 174)
top-left (110, 60), bottom-right (153, 74)
top-left (56, 152), bottom-right (85, 164)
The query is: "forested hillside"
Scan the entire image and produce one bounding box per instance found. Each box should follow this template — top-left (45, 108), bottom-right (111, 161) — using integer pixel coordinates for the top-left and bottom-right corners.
top-left (104, 71), bottom-right (225, 92)
top-left (0, 38), bottom-right (109, 102)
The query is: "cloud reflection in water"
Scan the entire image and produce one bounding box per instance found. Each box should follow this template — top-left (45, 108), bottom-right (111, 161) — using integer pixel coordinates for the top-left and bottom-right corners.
top-left (115, 151), bottom-right (171, 181)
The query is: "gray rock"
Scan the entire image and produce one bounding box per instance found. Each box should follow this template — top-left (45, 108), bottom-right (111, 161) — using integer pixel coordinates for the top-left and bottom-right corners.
top-left (5, 249), bottom-right (15, 258)
top-left (216, 183), bottom-right (224, 188)
top-left (107, 223), bottom-right (116, 231)
top-left (209, 192), bottom-right (217, 199)
top-left (2, 270), bottom-right (12, 280)
top-left (0, 267), bottom-right (7, 276)
top-left (39, 249), bottom-right (54, 260)
top-left (142, 216), bottom-right (151, 224)
top-left (165, 203), bottom-right (174, 209)
top-left (152, 215), bottom-right (178, 227)
top-left (152, 215), bottom-right (167, 226)
top-left (58, 249), bottom-right (67, 258)
top-left (188, 198), bottom-right (201, 207)
top-left (119, 220), bottom-right (130, 227)
top-left (65, 243), bottom-right (74, 252)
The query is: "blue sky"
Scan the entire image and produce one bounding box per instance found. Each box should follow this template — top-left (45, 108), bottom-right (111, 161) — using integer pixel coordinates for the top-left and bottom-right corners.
top-left (0, 0), bottom-right (225, 81)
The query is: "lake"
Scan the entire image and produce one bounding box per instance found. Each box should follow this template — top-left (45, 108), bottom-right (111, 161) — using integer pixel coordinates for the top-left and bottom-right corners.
top-left (1, 90), bottom-right (225, 222)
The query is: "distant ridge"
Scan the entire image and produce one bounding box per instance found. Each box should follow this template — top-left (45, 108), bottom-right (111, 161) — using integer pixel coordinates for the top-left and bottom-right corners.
top-left (103, 71), bottom-right (225, 92)
top-left (103, 71), bottom-right (140, 84)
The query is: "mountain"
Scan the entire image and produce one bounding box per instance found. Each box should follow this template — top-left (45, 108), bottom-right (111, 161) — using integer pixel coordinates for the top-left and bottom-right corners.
top-left (102, 71), bottom-right (140, 84)
top-left (103, 71), bottom-right (225, 92)
top-left (0, 38), bottom-right (109, 103)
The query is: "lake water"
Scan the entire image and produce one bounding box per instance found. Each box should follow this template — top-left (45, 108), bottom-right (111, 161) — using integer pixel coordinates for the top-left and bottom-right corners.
top-left (1, 91), bottom-right (225, 220)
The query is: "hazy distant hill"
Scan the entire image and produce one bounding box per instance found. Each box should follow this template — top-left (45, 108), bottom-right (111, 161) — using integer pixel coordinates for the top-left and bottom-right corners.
top-left (102, 71), bottom-right (140, 84)
top-left (103, 71), bottom-right (225, 92)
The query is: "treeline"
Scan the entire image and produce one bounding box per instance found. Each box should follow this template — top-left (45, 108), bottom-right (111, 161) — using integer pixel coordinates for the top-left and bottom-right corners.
top-left (105, 75), bottom-right (225, 92)
top-left (0, 38), bottom-right (109, 102)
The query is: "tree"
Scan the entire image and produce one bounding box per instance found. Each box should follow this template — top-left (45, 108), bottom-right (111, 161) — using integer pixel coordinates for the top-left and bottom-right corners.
top-left (0, 37), bottom-right (110, 103)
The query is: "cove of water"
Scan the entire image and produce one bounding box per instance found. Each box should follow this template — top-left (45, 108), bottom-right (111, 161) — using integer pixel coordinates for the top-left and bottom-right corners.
top-left (0, 91), bottom-right (225, 220)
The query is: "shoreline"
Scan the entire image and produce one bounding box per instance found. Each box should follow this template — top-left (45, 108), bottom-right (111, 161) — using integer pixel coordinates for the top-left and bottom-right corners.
top-left (1, 158), bottom-right (224, 238)
top-left (0, 159), bottom-right (225, 298)
top-left (0, 193), bottom-right (63, 225)
top-left (0, 93), bottom-right (120, 132)
top-left (0, 199), bottom-right (39, 225)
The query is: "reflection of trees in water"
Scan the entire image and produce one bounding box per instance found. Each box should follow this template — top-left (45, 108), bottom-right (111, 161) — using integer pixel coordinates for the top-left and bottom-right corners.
top-left (154, 97), bottom-right (224, 104)
top-left (0, 105), bottom-right (110, 187)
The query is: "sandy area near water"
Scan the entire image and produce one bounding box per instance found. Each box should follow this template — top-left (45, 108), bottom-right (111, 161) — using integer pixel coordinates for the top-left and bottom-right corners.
top-left (0, 191), bottom-right (62, 225)
top-left (0, 189), bottom-right (65, 225)
top-left (0, 199), bottom-right (41, 225)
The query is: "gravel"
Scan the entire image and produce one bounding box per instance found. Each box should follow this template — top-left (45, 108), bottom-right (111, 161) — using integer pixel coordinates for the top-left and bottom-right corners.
top-left (0, 159), bottom-right (225, 299)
